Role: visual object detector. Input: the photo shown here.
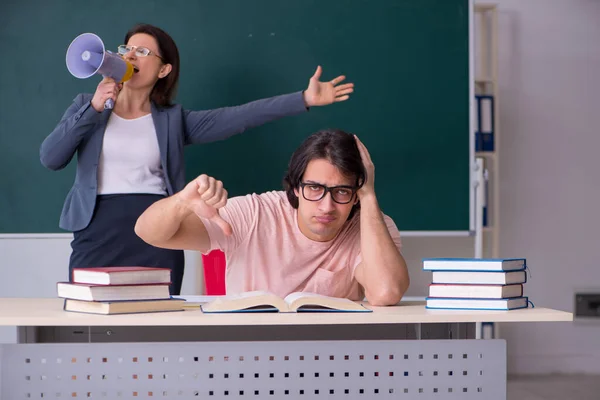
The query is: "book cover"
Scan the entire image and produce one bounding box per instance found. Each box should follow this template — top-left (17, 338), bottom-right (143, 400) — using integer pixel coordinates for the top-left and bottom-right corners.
top-left (428, 283), bottom-right (523, 299)
top-left (57, 282), bottom-right (171, 302)
top-left (63, 298), bottom-right (185, 315)
top-left (425, 296), bottom-right (528, 310)
top-left (423, 258), bottom-right (526, 272)
top-left (72, 266), bottom-right (171, 285)
top-left (431, 270), bottom-right (527, 285)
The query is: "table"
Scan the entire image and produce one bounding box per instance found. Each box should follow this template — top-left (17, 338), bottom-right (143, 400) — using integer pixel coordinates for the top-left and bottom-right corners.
top-left (0, 298), bottom-right (572, 399)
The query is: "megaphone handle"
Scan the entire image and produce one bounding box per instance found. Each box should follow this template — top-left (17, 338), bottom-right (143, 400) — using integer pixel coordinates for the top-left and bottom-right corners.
top-left (104, 98), bottom-right (114, 109)
top-left (102, 74), bottom-right (116, 109)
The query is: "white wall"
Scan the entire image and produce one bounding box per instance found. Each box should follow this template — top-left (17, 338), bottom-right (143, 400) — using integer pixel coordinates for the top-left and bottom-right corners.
top-left (487, 0), bottom-right (600, 374)
top-left (0, 236), bottom-right (203, 343)
top-left (0, 236), bottom-right (202, 297)
top-left (2, 0), bottom-right (598, 374)
top-left (379, 0), bottom-right (600, 375)
top-left (386, 0), bottom-right (600, 375)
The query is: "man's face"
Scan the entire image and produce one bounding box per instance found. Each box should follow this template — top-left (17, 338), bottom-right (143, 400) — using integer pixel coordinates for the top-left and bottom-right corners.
top-left (294, 158), bottom-right (357, 242)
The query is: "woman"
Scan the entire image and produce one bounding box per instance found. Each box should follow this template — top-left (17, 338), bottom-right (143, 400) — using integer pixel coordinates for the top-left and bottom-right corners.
top-left (40, 23), bottom-right (353, 294)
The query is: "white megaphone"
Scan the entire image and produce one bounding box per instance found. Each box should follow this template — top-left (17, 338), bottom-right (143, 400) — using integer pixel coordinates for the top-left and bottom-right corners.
top-left (66, 33), bottom-right (134, 109)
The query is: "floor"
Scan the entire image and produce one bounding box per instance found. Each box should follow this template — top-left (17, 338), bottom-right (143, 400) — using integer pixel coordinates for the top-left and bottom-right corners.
top-left (508, 374), bottom-right (600, 400)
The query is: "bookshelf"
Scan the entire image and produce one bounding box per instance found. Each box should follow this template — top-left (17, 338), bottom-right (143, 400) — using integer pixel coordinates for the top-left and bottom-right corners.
top-left (474, 3), bottom-right (500, 258)
top-left (473, 2), bottom-right (501, 340)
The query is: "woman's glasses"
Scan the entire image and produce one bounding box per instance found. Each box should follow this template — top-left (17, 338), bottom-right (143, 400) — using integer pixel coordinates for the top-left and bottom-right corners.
top-left (117, 45), bottom-right (164, 61)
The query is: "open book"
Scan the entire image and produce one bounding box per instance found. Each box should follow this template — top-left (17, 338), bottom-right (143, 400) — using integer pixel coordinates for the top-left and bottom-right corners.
top-left (200, 291), bottom-right (371, 313)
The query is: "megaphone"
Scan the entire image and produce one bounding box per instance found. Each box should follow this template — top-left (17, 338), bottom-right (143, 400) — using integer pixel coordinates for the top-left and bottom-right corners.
top-left (66, 33), bottom-right (134, 109)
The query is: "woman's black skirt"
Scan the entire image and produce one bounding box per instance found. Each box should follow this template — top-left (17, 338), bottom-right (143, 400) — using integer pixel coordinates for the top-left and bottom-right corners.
top-left (69, 194), bottom-right (185, 295)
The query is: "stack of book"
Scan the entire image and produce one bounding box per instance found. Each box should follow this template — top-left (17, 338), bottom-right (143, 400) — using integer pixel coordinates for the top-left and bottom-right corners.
top-left (57, 266), bottom-right (184, 315)
top-left (423, 258), bottom-right (528, 310)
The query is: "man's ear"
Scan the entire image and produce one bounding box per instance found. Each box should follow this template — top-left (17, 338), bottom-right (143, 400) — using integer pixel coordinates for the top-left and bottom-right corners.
top-left (158, 63), bottom-right (172, 79)
top-left (294, 187), bottom-right (300, 198)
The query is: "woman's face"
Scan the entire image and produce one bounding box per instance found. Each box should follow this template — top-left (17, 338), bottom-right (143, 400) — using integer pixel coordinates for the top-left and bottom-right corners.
top-left (122, 33), bottom-right (171, 90)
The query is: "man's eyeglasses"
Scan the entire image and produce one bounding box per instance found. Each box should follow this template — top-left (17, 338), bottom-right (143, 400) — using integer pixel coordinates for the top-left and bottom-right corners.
top-left (299, 182), bottom-right (357, 204)
top-left (117, 45), bottom-right (164, 61)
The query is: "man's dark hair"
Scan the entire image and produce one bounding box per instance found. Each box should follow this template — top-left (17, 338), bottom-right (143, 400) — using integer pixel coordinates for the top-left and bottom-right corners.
top-left (283, 129), bottom-right (365, 219)
top-left (125, 24), bottom-right (180, 107)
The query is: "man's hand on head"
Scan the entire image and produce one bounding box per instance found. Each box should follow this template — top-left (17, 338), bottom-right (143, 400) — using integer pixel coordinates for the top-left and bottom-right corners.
top-left (354, 135), bottom-right (376, 200)
top-left (177, 174), bottom-right (232, 236)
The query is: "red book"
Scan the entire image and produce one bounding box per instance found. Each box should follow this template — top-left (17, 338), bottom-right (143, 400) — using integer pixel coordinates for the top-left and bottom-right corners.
top-left (428, 283), bottom-right (523, 299)
top-left (72, 266), bottom-right (171, 286)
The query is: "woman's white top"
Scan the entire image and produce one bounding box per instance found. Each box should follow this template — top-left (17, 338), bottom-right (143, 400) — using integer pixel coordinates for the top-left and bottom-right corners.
top-left (97, 113), bottom-right (167, 195)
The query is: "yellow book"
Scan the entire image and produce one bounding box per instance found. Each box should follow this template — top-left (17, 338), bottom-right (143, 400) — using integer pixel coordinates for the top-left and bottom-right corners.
top-left (64, 298), bottom-right (185, 315)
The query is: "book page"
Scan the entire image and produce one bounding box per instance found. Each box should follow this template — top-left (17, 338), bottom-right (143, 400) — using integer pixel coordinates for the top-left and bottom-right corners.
top-left (283, 292), bottom-right (333, 305)
top-left (177, 295), bottom-right (221, 303)
top-left (177, 295), bottom-right (222, 308)
top-left (209, 291), bottom-right (273, 303)
top-left (284, 292), bottom-right (365, 311)
top-left (201, 291), bottom-right (287, 312)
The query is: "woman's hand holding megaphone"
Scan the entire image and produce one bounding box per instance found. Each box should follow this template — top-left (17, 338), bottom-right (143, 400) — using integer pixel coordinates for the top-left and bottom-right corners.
top-left (91, 77), bottom-right (122, 112)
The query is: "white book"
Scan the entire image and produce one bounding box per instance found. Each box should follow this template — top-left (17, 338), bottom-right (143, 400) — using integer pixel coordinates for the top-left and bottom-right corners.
top-left (423, 258), bottom-right (526, 272)
top-left (431, 270), bottom-right (527, 285)
top-left (426, 296), bottom-right (528, 310)
top-left (428, 284), bottom-right (523, 299)
top-left (57, 282), bottom-right (170, 302)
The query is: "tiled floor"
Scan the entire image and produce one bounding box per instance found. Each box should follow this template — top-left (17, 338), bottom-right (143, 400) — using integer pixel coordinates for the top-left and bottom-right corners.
top-left (508, 374), bottom-right (600, 400)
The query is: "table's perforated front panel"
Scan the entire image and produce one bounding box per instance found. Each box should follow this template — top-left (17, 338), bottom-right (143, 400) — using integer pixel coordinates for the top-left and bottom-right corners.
top-left (1, 340), bottom-right (506, 399)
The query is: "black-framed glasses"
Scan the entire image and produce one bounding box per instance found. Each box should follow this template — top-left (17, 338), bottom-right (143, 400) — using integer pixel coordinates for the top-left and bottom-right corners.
top-left (299, 182), bottom-right (357, 204)
top-left (117, 45), bottom-right (164, 61)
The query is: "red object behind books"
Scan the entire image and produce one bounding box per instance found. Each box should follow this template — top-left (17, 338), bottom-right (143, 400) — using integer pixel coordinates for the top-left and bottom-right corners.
top-left (202, 250), bottom-right (226, 295)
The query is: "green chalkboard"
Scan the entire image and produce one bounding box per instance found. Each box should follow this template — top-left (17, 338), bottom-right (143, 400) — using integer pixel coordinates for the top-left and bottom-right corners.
top-left (0, 0), bottom-right (470, 234)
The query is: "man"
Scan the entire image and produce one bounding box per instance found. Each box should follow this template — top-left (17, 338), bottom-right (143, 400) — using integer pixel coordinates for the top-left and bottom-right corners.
top-left (135, 129), bottom-right (409, 306)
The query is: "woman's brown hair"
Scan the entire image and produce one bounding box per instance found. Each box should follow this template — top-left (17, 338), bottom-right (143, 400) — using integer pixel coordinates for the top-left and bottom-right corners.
top-left (125, 24), bottom-right (180, 107)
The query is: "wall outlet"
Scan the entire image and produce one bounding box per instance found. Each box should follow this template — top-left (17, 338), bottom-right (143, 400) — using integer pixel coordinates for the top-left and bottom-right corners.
top-left (575, 293), bottom-right (600, 318)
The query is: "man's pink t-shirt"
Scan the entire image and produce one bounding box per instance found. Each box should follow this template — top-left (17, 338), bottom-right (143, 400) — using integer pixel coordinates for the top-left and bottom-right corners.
top-left (201, 191), bottom-right (402, 300)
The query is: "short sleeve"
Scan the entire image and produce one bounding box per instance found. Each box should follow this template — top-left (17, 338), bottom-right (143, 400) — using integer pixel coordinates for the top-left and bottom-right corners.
top-left (383, 214), bottom-right (402, 252)
top-left (200, 194), bottom-right (258, 255)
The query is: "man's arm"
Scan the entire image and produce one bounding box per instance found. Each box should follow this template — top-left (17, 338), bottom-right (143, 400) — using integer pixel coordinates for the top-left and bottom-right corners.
top-left (352, 136), bottom-right (410, 306)
top-left (135, 174), bottom-right (231, 252)
top-left (354, 194), bottom-right (409, 306)
top-left (134, 195), bottom-right (210, 251)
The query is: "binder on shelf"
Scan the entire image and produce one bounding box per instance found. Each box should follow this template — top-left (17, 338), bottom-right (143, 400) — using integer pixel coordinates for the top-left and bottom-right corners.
top-left (483, 164), bottom-right (489, 227)
top-left (475, 95), bottom-right (494, 152)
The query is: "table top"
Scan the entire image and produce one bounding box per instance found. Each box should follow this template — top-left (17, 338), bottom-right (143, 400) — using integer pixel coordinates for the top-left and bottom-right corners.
top-left (0, 298), bottom-right (573, 327)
